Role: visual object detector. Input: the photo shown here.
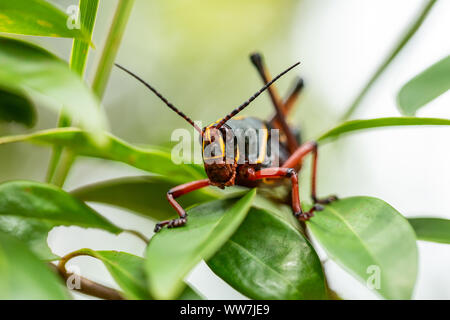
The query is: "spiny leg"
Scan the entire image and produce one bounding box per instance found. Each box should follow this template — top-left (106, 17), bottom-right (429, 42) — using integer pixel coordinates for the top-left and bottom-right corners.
top-left (268, 77), bottom-right (304, 127)
top-left (248, 167), bottom-right (314, 221)
top-left (283, 76), bottom-right (304, 114)
top-left (250, 53), bottom-right (299, 154)
top-left (282, 141), bottom-right (338, 219)
top-left (310, 142), bottom-right (338, 205)
top-left (154, 179), bottom-right (211, 232)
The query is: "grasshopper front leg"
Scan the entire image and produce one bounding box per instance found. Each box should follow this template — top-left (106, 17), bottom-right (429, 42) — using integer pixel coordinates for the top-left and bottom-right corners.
top-left (154, 179), bottom-right (211, 232)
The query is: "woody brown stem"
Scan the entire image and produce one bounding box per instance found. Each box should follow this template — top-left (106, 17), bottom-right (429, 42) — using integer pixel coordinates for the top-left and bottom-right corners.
top-left (53, 250), bottom-right (125, 300)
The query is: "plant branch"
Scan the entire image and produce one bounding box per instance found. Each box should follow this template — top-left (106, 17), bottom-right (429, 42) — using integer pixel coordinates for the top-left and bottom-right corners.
top-left (47, 0), bottom-right (100, 186)
top-left (92, 0), bottom-right (135, 99)
top-left (48, 0), bottom-right (135, 187)
top-left (340, 0), bottom-right (437, 121)
top-left (124, 229), bottom-right (150, 244)
top-left (49, 150), bottom-right (76, 187)
top-left (55, 250), bottom-right (125, 300)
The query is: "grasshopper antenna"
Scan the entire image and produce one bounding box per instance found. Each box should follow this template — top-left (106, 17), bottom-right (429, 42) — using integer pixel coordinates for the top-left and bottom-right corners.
top-left (215, 61), bottom-right (300, 129)
top-left (115, 63), bottom-right (202, 134)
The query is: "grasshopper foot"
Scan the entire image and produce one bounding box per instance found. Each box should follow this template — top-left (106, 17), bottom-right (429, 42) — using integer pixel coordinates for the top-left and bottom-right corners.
top-left (313, 195), bottom-right (338, 205)
top-left (154, 215), bottom-right (188, 233)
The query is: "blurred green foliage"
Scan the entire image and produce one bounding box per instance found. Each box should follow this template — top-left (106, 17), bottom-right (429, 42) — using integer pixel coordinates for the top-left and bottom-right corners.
top-left (111, 0), bottom-right (299, 144)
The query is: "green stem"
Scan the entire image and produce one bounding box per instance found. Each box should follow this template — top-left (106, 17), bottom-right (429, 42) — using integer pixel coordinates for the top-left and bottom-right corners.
top-left (124, 229), bottom-right (149, 244)
top-left (50, 0), bottom-right (135, 187)
top-left (50, 150), bottom-right (76, 187)
top-left (340, 0), bottom-right (438, 121)
top-left (56, 250), bottom-right (125, 300)
top-left (92, 0), bottom-right (135, 99)
top-left (47, 0), bottom-right (99, 185)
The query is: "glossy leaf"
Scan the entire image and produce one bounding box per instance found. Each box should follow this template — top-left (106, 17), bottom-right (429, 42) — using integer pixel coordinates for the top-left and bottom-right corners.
top-left (340, 0), bottom-right (438, 120)
top-left (0, 181), bottom-right (122, 260)
top-left (0, 88), bottom-right (35, 127)
top-left (72, 176), bottom-right (218, 221)
top-left (0, 231), bottom-right (69, 299)
top-left (408, 218), bottom-right (450, 244)
top-left (0, 37), bottom-right (107, 141)
top-left (178, 286), bottom-right (203, 300)
top-left (318, 117), bottom-right (450, 143)
top-left (0, 128), bottom-right (205, 183)
top-left (70, 249), bottom-right (204, 300)
top-left (307, 197), bottom-right (418, 299)
top-left (398, 55), bottom-right (450, 116)
top-left (72, 249), bottom-right (150, 300)
top-left (208, 207), bottom-right (327, 300)
top-left (0, 0), bottom-right (90, 41)
top-left (146, 190), bottom-right (256, 299)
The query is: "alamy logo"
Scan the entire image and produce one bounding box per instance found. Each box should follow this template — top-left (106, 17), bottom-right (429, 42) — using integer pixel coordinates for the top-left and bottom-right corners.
top-left (65, 265), bottom-right (81, 290)
top-left (170, 123), bottom-right (280, 167)
top-left (66, 5), bottom-right (81, 30)
top-left (366, 265), bottom-right (381, 290)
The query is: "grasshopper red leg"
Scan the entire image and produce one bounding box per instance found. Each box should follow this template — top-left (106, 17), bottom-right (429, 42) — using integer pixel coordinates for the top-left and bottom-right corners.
top-left (250, 53), bottom-right (299, 154)
top-left (282, 141), bottom-right (317, 169)
top-left (248, 167), bottom-right (311, 221)
top-left (268, 77), bottom-right (304, 127)
top-left (281, 141), bottom-right (338, 219)
top-left (154, 179), bottom-right (211, 232)
top-left (309, 142), bottom-right (338, 205)
top-left (282, 77), bottom-right (304, 115)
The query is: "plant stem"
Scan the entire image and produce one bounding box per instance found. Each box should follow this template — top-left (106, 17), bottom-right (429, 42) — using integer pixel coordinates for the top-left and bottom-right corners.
top-left (50, 150), bottom-right (76, 187)
top-left (124, 229), bottom-right (150, 244)
top-left (340, 0), bottom-right (438, 121)
top-left (92, 0), bottom-right (135, 99)
top-left (50, 0), bottom-right (135, 187)
top-left (54, 251), bottom-right (125, 300)
top-left (47, 0), bottom-right (100, 185)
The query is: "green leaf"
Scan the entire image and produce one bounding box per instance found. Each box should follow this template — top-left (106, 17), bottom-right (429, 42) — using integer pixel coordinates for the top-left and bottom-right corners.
top-left (72, 176), bottom-right (218, 221)
top-left (306, 197), bottom-right (418, 299)
top-left (208, 207), bottom-right (327, 300)
top-left (145, 190), bottom-right (256, 300)
top-left (70, 249), bottom-right (203, 300)
top-left (0, 37), bottom-right (107, 141)
top-left (93, 251), bottom-right (148, 300)
top-left (46, 0), bottom-right (100, 184)
top-left (0, 88), bottom-right (35, 127)
top-left (0, 0), bottom-right (90, 41)
top-left (0, 231), bottom-right (69, 299)
top-left (72, 249), bottom-right (150, 300)
top-left (340, 0), bottom-right (438, 120)
top-left (408, 218), bottom-right (450, 244)
top-left (398, 55), bottom-right (450, 116)
top-left (0, 216), bottom-right (59, 261)
top-left (0, 127), bottom-right (205, 183)
top-left (317, 117), bottom-right (450, 143)
top-left (70, 0), bottom-right (99, 75)
top-left (91, 0), bottom-right (135, 98)
top-left (0, 180), bottom-right (122, 260)
top-left (178, 286), bottom-right (203, 300)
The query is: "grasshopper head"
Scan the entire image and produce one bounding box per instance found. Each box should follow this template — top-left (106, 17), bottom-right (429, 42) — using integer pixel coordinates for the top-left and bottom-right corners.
top-left (201, 125), bottom-right (237, 188)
